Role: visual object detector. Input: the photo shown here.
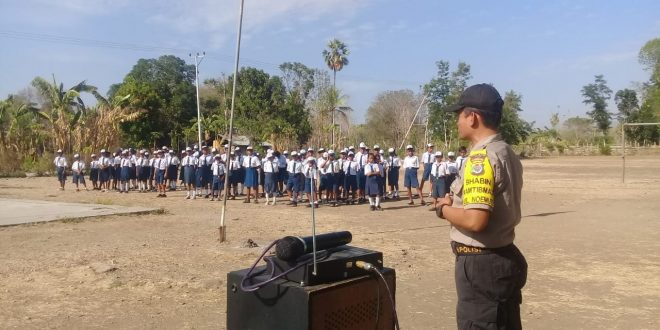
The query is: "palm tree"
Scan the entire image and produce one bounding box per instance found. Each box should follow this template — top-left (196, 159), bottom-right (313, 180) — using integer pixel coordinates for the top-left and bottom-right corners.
top-left (31, 76), bottom-right (96, 153)
top-left (84, 91), bottom-right (142, 152)
top-left (322, 39), bottom-right (349, 147)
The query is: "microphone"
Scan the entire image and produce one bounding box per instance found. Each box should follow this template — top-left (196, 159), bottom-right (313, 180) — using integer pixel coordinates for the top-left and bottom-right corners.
top-left (275, 231), bottom-right (352, 262)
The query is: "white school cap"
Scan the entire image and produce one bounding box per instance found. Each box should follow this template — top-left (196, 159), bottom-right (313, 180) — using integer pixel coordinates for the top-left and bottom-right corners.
top-left (267, 152), bottom-right (273, 158)
top-left (323, 152), bottom-right (328, 158)
top-left (328, 149), bottom-right (335, 154)
top-left (100, 149), bottom-right (106, 153)
top-left (144, 152), bottom-right (149, 156)
top-left (306, 156), bottom-right (315, 163)
top-left (91, 153), bottom-right (96, 157)
top-left (349, 146), bottom-right (355, 150)
top-left (406, 145), bottom-right (414, 150)
top-left (434, 151), bottom-right (443, 157)
top-left (73, 153), bottom-right (79, 158)
top-left (307, 147), bottom-right (314, 152)
top-left (56, 149), bottom-right (62, 153)
top-left (230, 151), bottom-right (235, 155)
top-left (388, 147), bottom-right (395, 153)
top-left (162, 146), bottom-right (168, 150)
top-left (299, 149), bottom-right (306, 154)
top-left (318, 147), bottom-right (325, 152)
top-left (348, 151), bottom-right (355, 156)
top-left (193, 144), bottom-right (199, 149)
top-left (448, 151), bottom-right (455, 157)
top-left (235, 146), bottom-right (241, 151)
top-left (379, 150), bottom-right (384, 154)
top-left (211, 147), bottom-right (217, 153)
top-left (246, 146), bottom-right (253, 150)
top-left (283, 150), bottom-right (289, 155)
top-left (373, 144), bottom-right (380, 149)
top-left (186, 147), bottom-right (192, 151)
top-left (291, 151), bottom-right (298, 156)
top-left (426, 143), bottom-right (434, 148)
top-left (181, 150), bottom-right (186, 155)
top-left (359, 142), bottom-right (366, 148)
top-left (224, 144), bottom-right (229, 148)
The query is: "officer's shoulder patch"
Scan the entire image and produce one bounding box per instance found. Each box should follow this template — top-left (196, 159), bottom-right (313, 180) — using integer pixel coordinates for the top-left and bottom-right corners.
top-left (463, 149), bottom-right (495, 208)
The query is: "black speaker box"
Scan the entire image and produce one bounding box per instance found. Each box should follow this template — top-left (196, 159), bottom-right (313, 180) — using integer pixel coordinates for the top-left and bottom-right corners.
top-left (227, 267), bottom-right (396, 330)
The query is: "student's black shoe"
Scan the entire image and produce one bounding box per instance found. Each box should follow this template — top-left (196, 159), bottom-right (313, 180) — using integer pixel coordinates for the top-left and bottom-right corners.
top-left (377, 205), bottom-right (383, 211)
top-left (370, 205), bottom-right (376, 211)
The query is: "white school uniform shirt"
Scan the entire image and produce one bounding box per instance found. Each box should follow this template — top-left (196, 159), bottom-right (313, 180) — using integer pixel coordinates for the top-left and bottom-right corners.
top-left (355, 152), bottom-right (368, 169)
top-left (262, 159), bottom-right (278, 173)
top-left (169, 155), bottom-right (181, 166)
top-left (198, 154), bottom-right (209, 166)
top-left (130, 154), bottom-right (137, 167)
top-left (456, 155), bottom-right (467, 172)
top-left (388, 156), bottom-right (401, 168)
top-left (318, 158), bottom-right (330, 175)
top-left (71, 160), bottom-right (85, 173)
top-left (120, 157), bottom-right (131, 167)
top-left (54, 156), bottom-right (68, 168)
top-left (211, 161), bottom-right (226, 176)
top-left (343, 159), bottom-right (359, 176)
top-left (403, 155), bottom-right (420, 169)
top-left (287, 159), bottom-right (302, 174)
top-left (303, 163), bottom-right (318, 179)
top-left (90, 160), bottom-right (100, 169)
top-left (114, 155), bottom-right (122, 166)
top-left (220, 153), bottom-right (228, 162)
top-left (327, 159), bottom-right (339, 174)
top-left (155, 157), bottom-right (168, 170)
top-left (379, 160), bottom-right (387, 177)
top-left (364, 163), bottom-right (380, 176)
top-left (431, 161), bottom-right (447, 178)
top-left (242, 155), bottom-right (261, 168)
top-left (446, 160), bottom-right (458, 175)
top-left (421, 151), bottom-right (434, 165)
top-left (227, 159), bottom-right (240, 171)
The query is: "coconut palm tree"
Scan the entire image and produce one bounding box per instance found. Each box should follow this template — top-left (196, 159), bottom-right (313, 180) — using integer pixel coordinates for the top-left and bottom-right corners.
top-left (31, 76), bottom-right (96, 153)
top-left (322, 39), bottom-right (349, 147)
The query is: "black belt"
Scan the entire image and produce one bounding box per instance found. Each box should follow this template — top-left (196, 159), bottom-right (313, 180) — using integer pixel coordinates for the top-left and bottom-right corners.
top-left (451, 241), bottom-right (513, 256)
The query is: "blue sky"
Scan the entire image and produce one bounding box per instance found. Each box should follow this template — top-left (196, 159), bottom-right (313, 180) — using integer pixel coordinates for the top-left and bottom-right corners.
top-left (1, 0), bottom-right (659, 127)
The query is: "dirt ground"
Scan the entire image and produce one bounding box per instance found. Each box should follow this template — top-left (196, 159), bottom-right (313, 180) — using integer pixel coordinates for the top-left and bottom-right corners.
top-left (1, 155), bottom-right (659, 329)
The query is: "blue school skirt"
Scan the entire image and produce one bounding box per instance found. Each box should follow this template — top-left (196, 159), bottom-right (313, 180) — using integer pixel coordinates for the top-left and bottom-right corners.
top-left (304, 177), bottom-right (316, 194)
top-left (89, 168), bottom-right (99, 182)
top-left (244, 167), bottom-right (258, 188)
top-left (431, 176), bottom-right (447, 198)
top-left (356, 168), bottom-right (366, 189)
top-left (195, 167), bottom-right (204, 187)
top-left (388, 166), bottom-right (400, 187)
top-left (184, 166), bottom-right (195, 185)
top-left (120, 166), bottom-right (130, 181)
top-left (365, 175), bottom-right (380, 196)
top-left (229, 170), bottom-right (239, 185)
top-left (129, 166), bottom-right (136, 180)
top-left (404, 168), bottom-right (419, 188)
top-left (212, 175), bottom-right (224, 191)
top-left (344, 175), bottom-right (357, 192)
top-left (168, 164), bottom-right (178, 181)
top-left (278, 168), bottom-right (287, 183)
top-left (100, 168), bottom-right (110, 182)
top-left (179, 165), bottom-right (185, 181)
top-left (155, 169), bottom-right (166, 184)
top-left (264, 172), bottom-right (276, 193)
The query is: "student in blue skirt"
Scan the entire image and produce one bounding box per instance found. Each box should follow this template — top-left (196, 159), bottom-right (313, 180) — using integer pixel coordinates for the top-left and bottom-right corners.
top-left (286, 151), bottom-right (303, 207)
top-left (119, 150), bottom-right (131, 193)
top-left (241, 146), bottom-right (261, 204)
top-left (71, 153), bottom-right (88, 192)
top-left (210, 155), bottom-right (225, 201)
top-left (167, 150), bottom-right (180, 192)
top-left (154, 150), bottom-right (169, 197)
top-left (182, 147), bottom-right (197, 199)
top-left (386, 148), bottom-right (401, 199)
top-left (89, 154), bottom-right (100, 190)
top-left (342, 152), bottom-right (359, 204)
top-left (303, 157), bottom-right (319, 208)
top-left (402, 145), bottom-right (426, 206)
top-left (364, 153), bottom-right (383, 211)
top-left (53, 149), bottom-right (68, 191)
top-left (430, 151), bottom-right (448, 211)
top-left (262, 152), bottom-right (279, 205)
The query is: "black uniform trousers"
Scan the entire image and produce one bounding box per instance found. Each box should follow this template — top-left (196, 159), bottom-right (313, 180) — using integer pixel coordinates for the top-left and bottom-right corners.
top-left (454, 243), bottom-right (527, 330)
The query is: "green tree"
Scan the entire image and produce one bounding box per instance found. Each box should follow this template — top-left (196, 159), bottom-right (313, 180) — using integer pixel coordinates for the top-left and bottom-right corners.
top-left (112, 55), bottom-right (196, 147)
top-left (581, 74), bottom-right (613, 135)
top-left (561, 116), bottom-right (597, 145)
top-left (639, 38), bottom-right (660, 84)
top-left (500, 90), bottom-right (532, 145)
top-left (31, 76), bottom-right (96, 153)
top-left (424, 60), bottom-right (472, 148)
top-left (614, 89), bottom-right (639, 122)
top-left (366, 89), bottom-right (422, 148)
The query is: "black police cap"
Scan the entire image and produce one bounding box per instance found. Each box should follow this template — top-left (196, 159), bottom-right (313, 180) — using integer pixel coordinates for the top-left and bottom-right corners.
top-left (447, 83), bottom-right (504, 113)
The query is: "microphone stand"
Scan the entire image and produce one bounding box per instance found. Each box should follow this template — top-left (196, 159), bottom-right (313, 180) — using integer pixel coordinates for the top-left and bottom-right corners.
top-left (310, 165), bottom-right (318, 276)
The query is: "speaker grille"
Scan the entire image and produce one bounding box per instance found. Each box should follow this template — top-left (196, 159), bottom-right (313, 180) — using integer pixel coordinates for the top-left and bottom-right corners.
top-left (322, 297), bottom-right (384, 329)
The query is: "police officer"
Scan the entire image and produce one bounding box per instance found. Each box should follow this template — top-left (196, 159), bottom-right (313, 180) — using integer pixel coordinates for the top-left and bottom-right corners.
top-left (435, 84), bottom-right (527, 329)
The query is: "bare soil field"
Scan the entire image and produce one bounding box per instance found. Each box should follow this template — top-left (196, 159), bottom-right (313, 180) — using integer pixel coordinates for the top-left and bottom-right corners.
top-left (1, 155), bottom-right (659, 329)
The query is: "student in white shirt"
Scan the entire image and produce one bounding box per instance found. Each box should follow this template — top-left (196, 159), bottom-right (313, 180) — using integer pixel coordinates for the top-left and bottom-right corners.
top-left (303, 157), bottom-right (319, 208)
top-left (342, 152), bottom-right (359, 204)
top-left (402, 145), bottom-right (426, 206)
top-left (71, 153), bottom-right (88, 192)
top-left (210, 155), bottom-right (226, 201)
top-left (242, 146), bottom-right (261, 204)
top-left (53, 149), bottom-right (68, 191)
top-left (99, 149), bottom-right (111, 192)
top-left (227, 151), bottom-right (241, 200)
top-left (89, 154), bottom-right (100, 190)
top-left (386, 148), bottom-right (401, 199)
top-left (119, 150), bottom-right (131, 193)
top-left (364, 153), bottom-right (383, 211)
top-left (430, 151), bottom-right (448, 211)
top-left (277, 150), bottom-right (288, 197)
top-left (420, 143), bottom-right (435, 198)
top-left (355, 142), bottom-right (369, 203)
top-left (286, 151), bottom-right (303, 207)
top-left (262, 152), bottom-right (279, 205)
top-left (154, 150), bottom-right (169, 197)
top-left (445, 151), bottom-right (459, 189)
top-left (456, 146), bottom-right (468, 174)
top-left (182, 148), bottom-right (197, 199)
top-left (167, 150), bottom-right (180, 191)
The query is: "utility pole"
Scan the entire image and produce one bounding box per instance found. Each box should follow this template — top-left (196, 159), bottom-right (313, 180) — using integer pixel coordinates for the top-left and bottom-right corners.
top-left (190, 51), bottom-right (205, 148)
